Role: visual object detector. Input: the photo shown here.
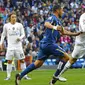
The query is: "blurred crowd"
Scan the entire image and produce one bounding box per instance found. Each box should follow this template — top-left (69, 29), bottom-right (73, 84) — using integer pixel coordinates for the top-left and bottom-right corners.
top-left (0, 0), bottom-right (84, 60)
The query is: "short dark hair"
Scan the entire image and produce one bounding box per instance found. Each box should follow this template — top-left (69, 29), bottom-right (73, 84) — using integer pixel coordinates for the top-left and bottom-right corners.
top-left (53, 4), bottom-right (61, 12)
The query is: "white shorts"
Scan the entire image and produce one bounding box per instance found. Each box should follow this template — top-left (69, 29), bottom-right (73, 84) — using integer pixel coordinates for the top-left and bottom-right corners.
top-left (72, 44), bottom-right (85, 59)
top-left (6, 48), bottom-right (25, 60)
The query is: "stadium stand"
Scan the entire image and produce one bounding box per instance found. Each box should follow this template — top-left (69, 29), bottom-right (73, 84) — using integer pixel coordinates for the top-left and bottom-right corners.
top-left (0, 0), bottom-right (85, 68)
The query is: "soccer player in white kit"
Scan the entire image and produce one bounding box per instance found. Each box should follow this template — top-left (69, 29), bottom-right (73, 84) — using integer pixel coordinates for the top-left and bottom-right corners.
top-left (0, 12), bottom-right (31, 80)
top-left (53, 5), bottom-right (85, 80)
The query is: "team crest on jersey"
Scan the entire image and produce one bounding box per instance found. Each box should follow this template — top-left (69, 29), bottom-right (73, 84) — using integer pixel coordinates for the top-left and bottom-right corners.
top-left (13, 27), bottom-right (15, 30)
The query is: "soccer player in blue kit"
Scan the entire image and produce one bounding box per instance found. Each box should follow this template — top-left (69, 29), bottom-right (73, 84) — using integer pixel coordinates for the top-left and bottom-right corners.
top-left (15, 4), bottom-right (82, 85)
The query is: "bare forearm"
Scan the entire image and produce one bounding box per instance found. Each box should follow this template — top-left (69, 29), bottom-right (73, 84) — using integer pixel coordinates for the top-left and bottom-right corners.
top-left (44, 22), bottom-right (54, 29)
top-left (44, 22), bottom-right (63, 32)
top-left (0, 34), bottom-right (5, 44)
top-left (65, 32), bottom-right (80, 36)
top-left (63, 29), bottom-right (82, 36)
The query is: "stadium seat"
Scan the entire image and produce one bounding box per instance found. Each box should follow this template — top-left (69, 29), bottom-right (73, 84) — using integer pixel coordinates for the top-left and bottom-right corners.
top-left (72, 63), bottom-right (77, 68)
top-left (81, 59), bottom-right (85, 68)
top-left (72, 58), bottom-right (85, 68)
top-left (51, 59), bottom-right (56, 65)
top-left (46, 59), bottom-right (53, 66)
top-left (78, 58), bottom-right (84, 63)
top-left (43, 61), bottom-right (49, 66)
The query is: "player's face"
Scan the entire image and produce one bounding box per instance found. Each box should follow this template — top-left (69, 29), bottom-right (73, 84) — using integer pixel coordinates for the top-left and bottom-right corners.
top-left (59, 8), bottom-right (64, 18)
top-left (10, 14), bottom-right (17, 23)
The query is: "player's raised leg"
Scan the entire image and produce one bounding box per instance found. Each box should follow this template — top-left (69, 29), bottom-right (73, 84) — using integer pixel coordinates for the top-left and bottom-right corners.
top-left (15, 59), bottom-right (44, 85)
top-left (56, 44), bottom-right (84, 79)
top-left (20, 60), bottom-right (32, 80)
top-left (49, 51), bottom-right (69, 84)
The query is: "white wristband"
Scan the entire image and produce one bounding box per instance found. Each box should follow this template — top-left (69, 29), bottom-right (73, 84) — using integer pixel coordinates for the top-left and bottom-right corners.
top-left (53, 26), bottom-right (58, 30)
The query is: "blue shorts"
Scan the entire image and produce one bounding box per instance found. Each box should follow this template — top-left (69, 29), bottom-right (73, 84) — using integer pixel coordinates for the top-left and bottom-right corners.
top-left (37, 43), bottom-right (65, 61)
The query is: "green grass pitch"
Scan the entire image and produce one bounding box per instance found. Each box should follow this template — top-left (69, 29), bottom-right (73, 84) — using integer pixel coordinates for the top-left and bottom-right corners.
top-left (0, 69), bottom-right (85, 85)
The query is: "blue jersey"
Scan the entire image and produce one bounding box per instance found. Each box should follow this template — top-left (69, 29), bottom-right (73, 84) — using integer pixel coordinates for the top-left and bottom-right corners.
top-left (41, 14), bottom-right (62, 44)
top-left (37, 14), bottom-right (65, 61)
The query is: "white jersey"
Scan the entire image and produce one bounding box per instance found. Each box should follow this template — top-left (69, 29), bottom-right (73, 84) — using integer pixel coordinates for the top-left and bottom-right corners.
top-left (75, 13), bottom-right (85, 44)
top-left (0, 22), bottom-right (25, 50)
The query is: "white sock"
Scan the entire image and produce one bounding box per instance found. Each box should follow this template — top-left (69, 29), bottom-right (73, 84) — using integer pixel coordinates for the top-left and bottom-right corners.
top-left (7, 63), bottom-right (12, 78)
top-left (58, 61), bottom-right (71, 77)
top-left (65, 61), bottom-right (71, 68)
top-left (57, 61), bottom-right (63, 70)
top-left (21, 63), bottom-right (28, 77)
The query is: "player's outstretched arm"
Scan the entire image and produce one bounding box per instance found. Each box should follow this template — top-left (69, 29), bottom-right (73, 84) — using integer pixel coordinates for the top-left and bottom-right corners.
top-left (61, 29), bottom-right (83, 36)
top-left (44, 22), bottom-right (57, 30)
top-left (44, 22), bottom-right (64, 31)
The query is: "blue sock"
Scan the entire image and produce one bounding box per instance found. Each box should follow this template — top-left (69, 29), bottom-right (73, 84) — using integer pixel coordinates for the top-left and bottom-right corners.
top-left (20, 63), bottom-right (36, 79)
top-left (54, 60), bottom-right (66, 77)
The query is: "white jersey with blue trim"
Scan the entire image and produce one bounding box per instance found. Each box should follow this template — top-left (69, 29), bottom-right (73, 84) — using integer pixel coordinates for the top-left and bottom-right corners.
top-left (0, 22), bottom-right (25, 49)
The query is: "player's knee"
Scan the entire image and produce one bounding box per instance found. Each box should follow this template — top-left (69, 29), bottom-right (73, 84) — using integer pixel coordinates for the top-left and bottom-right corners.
top-left (65, 56), bottom-right (70, 61)
top-left (71, 58), bottom-right (77, 64)
top-left (20, 59), bottom-right (25, 63)
top-left (34, 60), bottom-right (44, 68)
top-left (62, 53), bottom-right (70, 61)
top-left (7, 60), bottom-right (12, 64)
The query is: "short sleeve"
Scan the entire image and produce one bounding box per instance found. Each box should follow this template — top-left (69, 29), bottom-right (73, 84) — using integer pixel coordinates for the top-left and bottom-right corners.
top-left (45, 16), bottom-right (54, 24)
